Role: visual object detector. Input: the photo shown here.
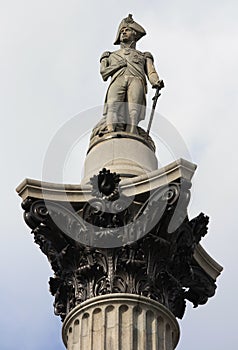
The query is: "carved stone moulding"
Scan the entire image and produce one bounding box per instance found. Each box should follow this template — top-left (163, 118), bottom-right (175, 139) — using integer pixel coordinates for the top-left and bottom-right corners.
top-left (88, 117), bottom-right (156, 152)
top-left (16, 159), bottom-right (196, 202)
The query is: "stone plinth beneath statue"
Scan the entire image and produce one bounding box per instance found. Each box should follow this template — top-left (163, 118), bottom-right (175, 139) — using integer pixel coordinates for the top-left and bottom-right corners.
top-left (62, 294), bottom-right (179, 350)
top-left (82, 132), bottom-right (158, 184)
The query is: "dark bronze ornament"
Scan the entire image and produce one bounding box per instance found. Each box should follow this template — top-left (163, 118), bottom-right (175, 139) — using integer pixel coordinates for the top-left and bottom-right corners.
top-left (20, 177), bottom-right (217, 321)
top-left (90, 168), bottom-right (121, 201)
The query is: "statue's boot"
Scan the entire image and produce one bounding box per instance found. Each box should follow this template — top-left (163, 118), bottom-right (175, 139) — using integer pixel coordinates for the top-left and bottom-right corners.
top-left (129, 110), bottom-right (139, 134)
top-left (106, 111), bottom-right (116, 133)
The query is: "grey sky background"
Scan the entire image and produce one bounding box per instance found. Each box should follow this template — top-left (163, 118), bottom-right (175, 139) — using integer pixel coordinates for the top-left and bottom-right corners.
top-left (1, 0), bottom-right (237, 349)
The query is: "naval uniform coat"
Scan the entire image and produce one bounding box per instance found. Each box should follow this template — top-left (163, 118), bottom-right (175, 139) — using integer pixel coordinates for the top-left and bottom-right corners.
top-left (100, 48), bottom-right (160, 121)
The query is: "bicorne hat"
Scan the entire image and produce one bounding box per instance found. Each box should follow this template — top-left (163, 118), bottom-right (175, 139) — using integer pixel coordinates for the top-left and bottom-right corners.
top-left (114, 14), bottom-right (146, 45)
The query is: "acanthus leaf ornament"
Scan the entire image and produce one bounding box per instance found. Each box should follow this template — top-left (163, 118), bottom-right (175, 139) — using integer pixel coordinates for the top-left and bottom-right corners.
top-left (20, 177), bottom-right (218, 320)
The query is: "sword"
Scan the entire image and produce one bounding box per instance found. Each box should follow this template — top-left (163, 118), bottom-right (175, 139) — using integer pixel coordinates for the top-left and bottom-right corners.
top-left (147, 80), bottom-right (164, 134)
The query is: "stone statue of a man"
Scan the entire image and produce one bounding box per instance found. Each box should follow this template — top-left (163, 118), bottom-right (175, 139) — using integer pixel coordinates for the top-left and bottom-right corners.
top-left (100, 14), bottom-right (163, 134)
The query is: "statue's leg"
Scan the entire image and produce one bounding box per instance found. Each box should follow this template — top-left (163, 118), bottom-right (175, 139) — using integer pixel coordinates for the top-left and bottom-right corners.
top-left (128, 108), bottom-right (138, 134)
top-left (106, 77), bottom-right (126, 133)
top-left (106, 107), bottom-right (116, 133)
top-left (127, 78), bottom-right (145, 134)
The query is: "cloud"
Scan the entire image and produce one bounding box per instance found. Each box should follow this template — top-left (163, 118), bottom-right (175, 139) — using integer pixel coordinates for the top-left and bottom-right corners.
top-left (1, 1), bottom-right (237, 349)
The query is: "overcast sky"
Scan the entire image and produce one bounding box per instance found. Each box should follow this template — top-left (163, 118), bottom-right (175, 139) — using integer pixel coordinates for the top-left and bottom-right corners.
top-left (1, 1), bottom-right (238, 349)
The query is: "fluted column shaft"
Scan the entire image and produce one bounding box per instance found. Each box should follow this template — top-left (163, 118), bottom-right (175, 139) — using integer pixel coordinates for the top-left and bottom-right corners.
top-left (62, 294), bottom-right (179, 350)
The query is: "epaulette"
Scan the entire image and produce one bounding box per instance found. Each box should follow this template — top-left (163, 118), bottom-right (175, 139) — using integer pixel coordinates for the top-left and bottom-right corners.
top-left (100, 51), bottom-right (111, 62)
top-left (144, 51), bottom-right (154, 61)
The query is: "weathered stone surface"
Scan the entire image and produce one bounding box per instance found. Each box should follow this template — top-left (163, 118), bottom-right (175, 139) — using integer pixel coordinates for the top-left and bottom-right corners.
top-left (89, 119), bottom-right (156, 152)
top-left (100, 14), bottom-right (164, 135)
top-left (62, 294), bottom-right (180, 350)
top-left (82, 134), bottom-right (158, 184)
top-left (16, 158), bottom-right (195, 202)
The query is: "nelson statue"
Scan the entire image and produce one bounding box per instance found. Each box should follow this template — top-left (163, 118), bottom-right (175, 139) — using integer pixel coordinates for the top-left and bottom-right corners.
top-left (100, 14), bottom-right (164, 134)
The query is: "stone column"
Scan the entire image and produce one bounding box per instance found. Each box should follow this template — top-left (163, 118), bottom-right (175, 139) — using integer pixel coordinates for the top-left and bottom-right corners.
top-left (62, 294), bottom-right (179, 350)
top-left (17, 159), bottom-right (222, 350)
